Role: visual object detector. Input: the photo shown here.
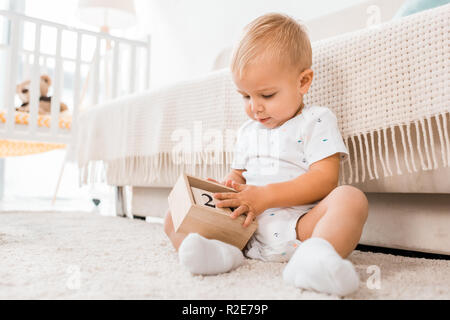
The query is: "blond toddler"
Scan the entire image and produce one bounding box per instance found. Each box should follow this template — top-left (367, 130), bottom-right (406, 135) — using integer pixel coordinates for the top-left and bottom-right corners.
top-left (164, 13), bottom-right (369, 296)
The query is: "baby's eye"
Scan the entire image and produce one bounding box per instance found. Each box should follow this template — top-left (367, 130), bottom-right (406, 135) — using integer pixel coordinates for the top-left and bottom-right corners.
top-left (242, 95), bottom-right (250, 100)
top-left (262, 93), bottom-right (276, 99)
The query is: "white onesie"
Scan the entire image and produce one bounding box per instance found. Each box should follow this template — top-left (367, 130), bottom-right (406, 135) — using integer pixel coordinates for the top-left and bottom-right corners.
top-left (231, 104), bottom-right (349, 262)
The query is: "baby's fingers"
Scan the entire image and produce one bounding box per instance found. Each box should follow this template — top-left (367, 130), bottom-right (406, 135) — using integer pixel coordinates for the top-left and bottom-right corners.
top-left (225, 180), bottom-right (233, 188)
top-left (243, 212), bottom-right (255, 228)
top-left (230, 205), bottom-right (248, 219)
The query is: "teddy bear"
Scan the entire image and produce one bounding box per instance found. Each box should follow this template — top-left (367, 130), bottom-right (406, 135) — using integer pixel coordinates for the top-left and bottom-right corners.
top-left (16, 74), bottom-right (69, 115)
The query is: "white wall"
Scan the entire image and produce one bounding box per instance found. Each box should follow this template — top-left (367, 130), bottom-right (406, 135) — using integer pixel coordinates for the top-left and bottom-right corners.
top-left (305, 0), bottom-right (405, 41)
top-left (135, 0), bottom-right (405, 89)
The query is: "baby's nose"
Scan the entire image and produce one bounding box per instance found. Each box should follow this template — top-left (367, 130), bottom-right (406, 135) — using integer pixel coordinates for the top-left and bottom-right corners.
top-left (250, 100), bottom-right (264, 113)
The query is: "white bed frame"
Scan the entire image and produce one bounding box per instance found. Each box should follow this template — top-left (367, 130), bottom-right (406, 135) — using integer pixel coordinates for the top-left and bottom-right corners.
top-left (0, 10), bottom-right (151, 203)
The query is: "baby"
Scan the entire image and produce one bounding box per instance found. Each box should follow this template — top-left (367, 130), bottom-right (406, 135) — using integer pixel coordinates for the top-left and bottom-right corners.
top-left (164, 13), bottom-right (369, 296)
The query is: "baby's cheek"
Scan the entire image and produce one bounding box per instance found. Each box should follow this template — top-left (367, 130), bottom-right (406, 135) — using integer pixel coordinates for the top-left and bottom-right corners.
top-left (265, 102), bottom-right (279, 117)
top-left (245, 105), bottom-right (256, 120)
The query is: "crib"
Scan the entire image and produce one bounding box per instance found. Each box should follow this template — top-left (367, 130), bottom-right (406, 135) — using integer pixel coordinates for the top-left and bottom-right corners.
top-left (0, 9), bottom-right (151, 201)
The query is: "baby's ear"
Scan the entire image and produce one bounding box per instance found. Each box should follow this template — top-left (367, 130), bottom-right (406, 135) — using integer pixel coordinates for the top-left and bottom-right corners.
top-left (299, 68), bottom-right (314, 95)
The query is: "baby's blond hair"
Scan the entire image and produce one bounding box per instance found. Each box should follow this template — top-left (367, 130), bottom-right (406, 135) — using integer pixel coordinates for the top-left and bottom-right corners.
top-left (231, 13), bottom-right (312, 77)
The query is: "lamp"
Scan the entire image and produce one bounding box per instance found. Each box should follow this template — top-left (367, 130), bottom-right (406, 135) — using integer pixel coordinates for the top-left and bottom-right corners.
top-left (77, 0), bottom-right (136, 32)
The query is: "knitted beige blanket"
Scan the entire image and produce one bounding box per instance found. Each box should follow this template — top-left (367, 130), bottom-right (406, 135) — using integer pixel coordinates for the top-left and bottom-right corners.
top-left (73, 4), bottom-right (449, 187)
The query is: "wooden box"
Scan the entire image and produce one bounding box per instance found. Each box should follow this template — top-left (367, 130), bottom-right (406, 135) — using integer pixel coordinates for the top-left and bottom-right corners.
top-left (167, 173), bottom-right (257, 250)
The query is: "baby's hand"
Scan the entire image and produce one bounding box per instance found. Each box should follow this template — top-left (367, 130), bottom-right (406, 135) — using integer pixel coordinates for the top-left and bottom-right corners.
top-left (213, 181), bottom-right (270, 228)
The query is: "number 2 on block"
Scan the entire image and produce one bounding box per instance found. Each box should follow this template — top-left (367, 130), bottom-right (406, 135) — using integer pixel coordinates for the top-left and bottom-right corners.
top-left (191, 187), bottom-right (234, 213)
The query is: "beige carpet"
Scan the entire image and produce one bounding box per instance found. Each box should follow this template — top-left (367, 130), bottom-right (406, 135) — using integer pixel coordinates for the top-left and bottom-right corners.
top-left (0, 211), bottom-right (449, 300)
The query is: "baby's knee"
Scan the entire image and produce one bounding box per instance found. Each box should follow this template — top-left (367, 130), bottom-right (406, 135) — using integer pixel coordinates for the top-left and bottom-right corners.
top-left (335, 185), bottom-right (369, 221)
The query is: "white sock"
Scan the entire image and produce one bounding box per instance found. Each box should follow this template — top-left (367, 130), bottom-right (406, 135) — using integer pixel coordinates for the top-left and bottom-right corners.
top-left (178, 233), bottom-right (244, 275)
top-left (283, 237), bottom-right (360, 296)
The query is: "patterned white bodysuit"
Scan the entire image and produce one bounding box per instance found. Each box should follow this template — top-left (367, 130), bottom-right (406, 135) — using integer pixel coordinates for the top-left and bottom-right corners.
top-left (231, 105), bottom-right (349, 262)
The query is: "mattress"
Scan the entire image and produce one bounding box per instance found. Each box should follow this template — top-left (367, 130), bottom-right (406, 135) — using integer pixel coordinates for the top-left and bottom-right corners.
top-left (0, 110), bottom-right (71, 130)
top-left (0, 110), bottom-right (71, 157)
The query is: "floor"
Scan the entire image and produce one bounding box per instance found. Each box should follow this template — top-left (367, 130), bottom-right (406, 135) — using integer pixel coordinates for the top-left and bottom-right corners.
top-left (0, 195), bottom-right (95, 213)
top-left (0, 210), bottom-right (449, 300)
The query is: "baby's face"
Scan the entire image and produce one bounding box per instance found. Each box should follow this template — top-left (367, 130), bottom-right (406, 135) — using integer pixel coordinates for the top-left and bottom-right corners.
top-left (233, 57), bottom-right (307, 129)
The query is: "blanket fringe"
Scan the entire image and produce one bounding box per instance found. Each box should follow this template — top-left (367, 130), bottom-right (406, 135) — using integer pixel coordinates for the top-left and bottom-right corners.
top-left (79, 113), bottom-right (449, 187)
top-left (342, 113), bottom-right (449, 185)
top-left (79, 151), bottom-right (236, 186)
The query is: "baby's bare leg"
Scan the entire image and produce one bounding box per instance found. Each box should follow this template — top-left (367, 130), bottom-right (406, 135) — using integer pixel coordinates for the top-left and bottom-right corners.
top-left (295, 185), bottom-right (369, 258)
top-left (283, 185), bottom-right (368, 296)
top-left (163, 210), bottom-right (188, 251)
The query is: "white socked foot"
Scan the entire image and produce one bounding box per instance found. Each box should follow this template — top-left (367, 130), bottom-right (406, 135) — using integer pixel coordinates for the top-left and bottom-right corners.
top-left (178, 233), bottom-right (244, 275)
top-left (283, 237), bottom-right (360, 296)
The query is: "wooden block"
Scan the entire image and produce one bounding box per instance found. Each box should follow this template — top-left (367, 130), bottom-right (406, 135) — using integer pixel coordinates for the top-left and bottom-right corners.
top-left (191, 187), bottom-right (233, 214)
top-left (167, 172), bottom-right (257, 250)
